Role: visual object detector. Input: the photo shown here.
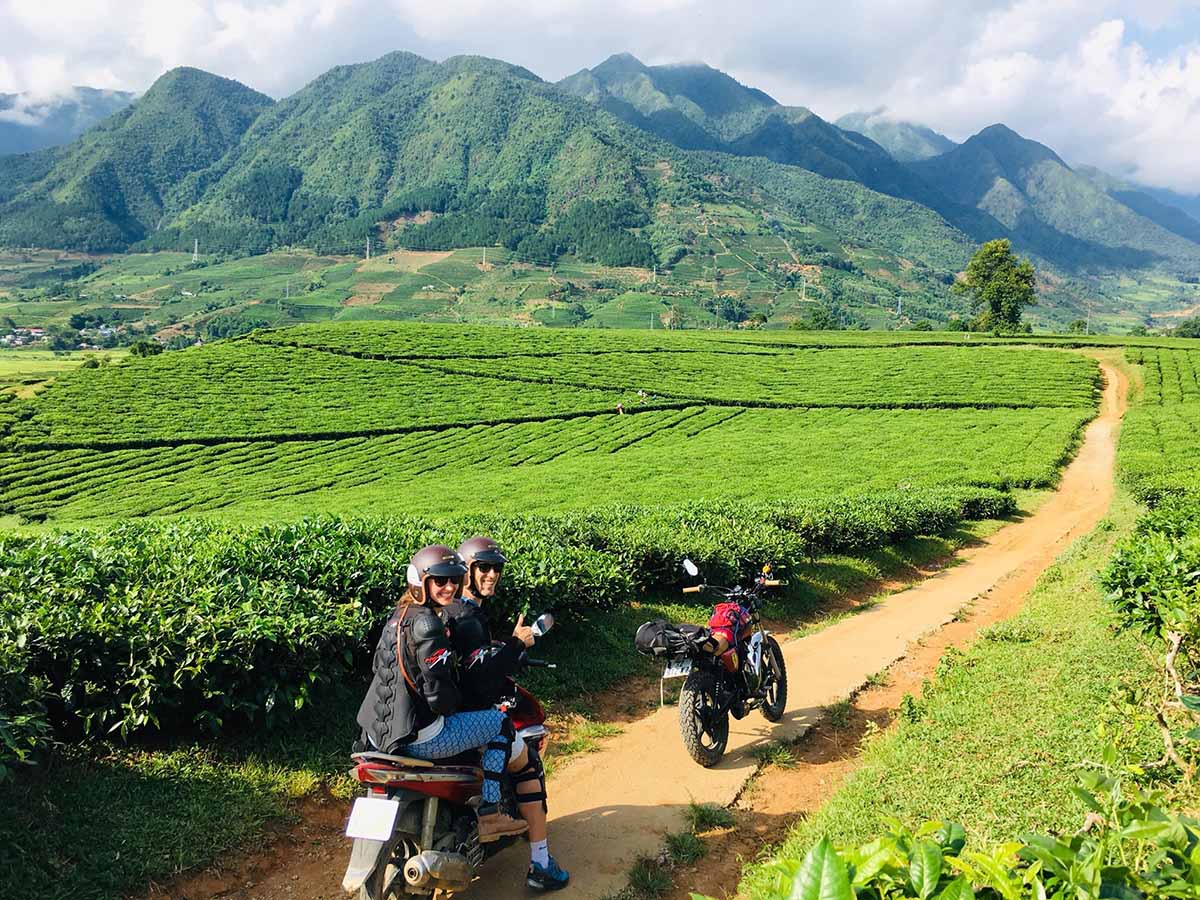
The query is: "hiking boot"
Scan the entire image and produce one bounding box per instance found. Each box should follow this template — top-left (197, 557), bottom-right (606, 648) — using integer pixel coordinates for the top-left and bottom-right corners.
top-left (527, 856), bottom-right (570, 891)
top-left (477, 804), bottom-right (528, 842)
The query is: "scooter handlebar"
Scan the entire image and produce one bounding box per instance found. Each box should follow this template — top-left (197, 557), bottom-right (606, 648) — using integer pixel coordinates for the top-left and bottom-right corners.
top-left (682, 585), bottom-right (703, 594)
top-left (523, 658), bottom-right (556, 669)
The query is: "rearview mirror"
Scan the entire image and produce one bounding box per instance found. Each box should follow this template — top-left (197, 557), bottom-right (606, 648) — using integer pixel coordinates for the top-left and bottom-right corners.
top-left (532, 613), bottom-right (555, 637)
top-left (682, 559), bottom-right (699, 578)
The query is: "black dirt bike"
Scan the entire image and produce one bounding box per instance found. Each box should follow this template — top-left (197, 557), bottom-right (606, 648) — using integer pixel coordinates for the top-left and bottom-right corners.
top-left (635, 560), bottom-right (788, 766)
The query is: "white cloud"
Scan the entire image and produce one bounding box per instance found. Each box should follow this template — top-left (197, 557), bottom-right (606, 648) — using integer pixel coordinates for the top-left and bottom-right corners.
top-left (0, 0), bottom-right (1199, 192)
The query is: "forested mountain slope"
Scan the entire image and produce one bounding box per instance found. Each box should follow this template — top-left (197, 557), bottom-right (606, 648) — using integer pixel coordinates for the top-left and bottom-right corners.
top-left (910, 125), bottom-right (1200, 272)
top-left (0, 68), bottom-right (272, 250)
top-left (1075, 165), bottom-right (1200, 245)
top-left (558, 54), bottom-right (970, 226)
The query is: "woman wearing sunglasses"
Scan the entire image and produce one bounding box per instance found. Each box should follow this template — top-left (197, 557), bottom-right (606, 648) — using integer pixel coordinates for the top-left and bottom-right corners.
top-left (446, 536), bottom-right (570, 892)
top-left (354, 544), bottom-right (529, 843)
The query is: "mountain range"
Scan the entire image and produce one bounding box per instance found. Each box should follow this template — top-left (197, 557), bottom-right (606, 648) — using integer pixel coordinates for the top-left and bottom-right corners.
top-left (0, 50), bottom-right (1198, 324)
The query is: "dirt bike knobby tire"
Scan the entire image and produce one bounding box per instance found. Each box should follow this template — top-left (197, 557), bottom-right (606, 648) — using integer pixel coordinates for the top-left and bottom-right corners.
top-left (679, 670), bottom-right (729, 767)
top-left (760, 635), bottom-right (788, 722)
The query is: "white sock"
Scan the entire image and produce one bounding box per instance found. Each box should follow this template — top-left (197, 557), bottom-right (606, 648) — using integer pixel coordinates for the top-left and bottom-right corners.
top-left (530, 839), bottom-right (550, 868)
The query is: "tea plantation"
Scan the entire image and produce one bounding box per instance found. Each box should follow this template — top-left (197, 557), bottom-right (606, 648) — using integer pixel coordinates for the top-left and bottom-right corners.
top-left (0, 321), bottom-right (1145, 900)
top-left (1, 323), bottom-right (1100, 524)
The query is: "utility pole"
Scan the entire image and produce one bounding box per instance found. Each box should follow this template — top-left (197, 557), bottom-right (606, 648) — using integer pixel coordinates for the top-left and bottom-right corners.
top-left (192, 238), bottom-right (199, 263)
top-left (366, 237), bottom-right (371, 261)
top-left (1086, 298), bottom-right (1092, 335)
top-left (801, 275), bottom-right (807, 302)
top-left (285, 279), bottom-right (290, 301)
top-left (483, 246), bottom-right (487, 267)
top-left (897, 296), bottom-right (902, 317)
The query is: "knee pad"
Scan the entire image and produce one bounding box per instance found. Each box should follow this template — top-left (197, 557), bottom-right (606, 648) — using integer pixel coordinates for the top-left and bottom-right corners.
top-left (512, 745), bottom-right (547, 809)
top-left (482, 717), bottom-right (517, 788)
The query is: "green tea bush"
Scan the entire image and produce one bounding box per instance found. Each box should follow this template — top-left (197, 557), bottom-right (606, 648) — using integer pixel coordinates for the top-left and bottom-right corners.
top-left (0, 638), bottom-right (50, 780)
top-left (1102, 499), bottom-right (1200, 635)
top-left (0, 487), bottom-right (1012, 745)
top-left (740, 774), bottom-right (1200, 900)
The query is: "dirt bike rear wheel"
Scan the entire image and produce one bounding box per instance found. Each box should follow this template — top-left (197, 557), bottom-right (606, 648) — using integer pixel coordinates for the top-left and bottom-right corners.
top-left (760, 635), bottom-right (787, 722)
top-left (679, 671), bottom-right (729, 767)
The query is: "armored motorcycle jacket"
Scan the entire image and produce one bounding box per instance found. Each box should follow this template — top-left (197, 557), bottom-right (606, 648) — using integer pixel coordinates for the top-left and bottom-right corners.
top-left (444, 597), bottom-right (525, 709)
top-left (355, 603), bottom-right (463, 753)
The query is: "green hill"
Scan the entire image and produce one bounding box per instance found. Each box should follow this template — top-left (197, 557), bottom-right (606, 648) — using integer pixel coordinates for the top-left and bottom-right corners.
top-left (911, 124), bottom-right (1200, 272)
top-left (558, 55), bottom-right (961, 217)
top-left (835, 110), bottom-right (957, 162)
top-left (0, 68), bottom-right (273, 251)
top-left (1075, 165), bottom-right (1200, 245)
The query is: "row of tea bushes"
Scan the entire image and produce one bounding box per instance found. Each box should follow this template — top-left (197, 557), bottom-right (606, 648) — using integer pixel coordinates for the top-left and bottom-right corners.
top-left (0, 486), bottom-right (1014, 771)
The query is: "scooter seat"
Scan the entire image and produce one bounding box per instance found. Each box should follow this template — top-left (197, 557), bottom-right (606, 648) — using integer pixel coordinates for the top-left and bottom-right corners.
top-left (351, 751), bottom-right (434, 768)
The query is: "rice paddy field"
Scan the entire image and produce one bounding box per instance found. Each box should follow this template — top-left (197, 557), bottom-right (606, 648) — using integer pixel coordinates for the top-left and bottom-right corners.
top-left (0, 322), bottom-right (1106, 526)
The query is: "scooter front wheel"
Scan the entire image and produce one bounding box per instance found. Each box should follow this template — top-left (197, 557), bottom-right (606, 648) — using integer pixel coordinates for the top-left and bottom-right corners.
top-left (679, 671), bottom-right (729, 767)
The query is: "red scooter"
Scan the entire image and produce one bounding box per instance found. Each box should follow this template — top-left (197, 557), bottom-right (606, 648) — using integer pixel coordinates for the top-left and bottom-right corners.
top-left (342, 615), bottom-right (554, 899)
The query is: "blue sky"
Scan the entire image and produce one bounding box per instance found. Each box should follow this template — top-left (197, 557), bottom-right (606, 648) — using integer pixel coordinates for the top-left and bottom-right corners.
top-left (1, 0), bottom-right (1199, 192)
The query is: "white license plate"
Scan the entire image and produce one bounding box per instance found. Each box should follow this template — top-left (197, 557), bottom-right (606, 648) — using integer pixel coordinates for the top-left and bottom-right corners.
top-left (662, 658), bottom-right (692, 679)
top-left (346, 796), bottom-right (400, 841)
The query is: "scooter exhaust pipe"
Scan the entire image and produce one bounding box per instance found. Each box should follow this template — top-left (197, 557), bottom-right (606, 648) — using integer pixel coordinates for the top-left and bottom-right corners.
top-left (403, 850), bottom-right (472, 891)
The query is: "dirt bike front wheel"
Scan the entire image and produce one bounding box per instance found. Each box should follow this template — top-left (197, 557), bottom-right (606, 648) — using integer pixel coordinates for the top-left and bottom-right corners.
top-left (679, 671), bottom-right (729, 767)
top-left (760, 635), bottom-right (788, 722)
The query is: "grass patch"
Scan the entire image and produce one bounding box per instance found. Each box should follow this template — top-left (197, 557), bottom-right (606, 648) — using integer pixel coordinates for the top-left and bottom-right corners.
top-left (864, 669), bottom-right (890, 688)
top-left (738, 493), bottom-right (1161, 898)
top-left (687, 800), bottom-right (735, 833)
top-left (543, 718), bottom-right (622, 778)
top-left (824, 699), bottom-right (853, 730)
top-left (666, 830), bottom-right (707, 864)
top-left (628, 855), bottom-right (672, 897)
top-left (752, 741), bottom-right (798, 769)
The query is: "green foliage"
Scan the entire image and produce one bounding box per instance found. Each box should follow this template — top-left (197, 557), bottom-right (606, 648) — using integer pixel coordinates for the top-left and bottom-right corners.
top-left (954, 240), bottom-right (1036, 331)
top-left (740, 777), bottom-right (1200, 900)
top-left (686, 801), bottom-right (735, 832)
top-left (0, 640), bottom-right (50, 780)
top-left (666, 830), bottom-right (706, 864)
top-left (1101, 499), bottom-right (1200, 635)
top-left (127, 339), bottom-right (163, 358)
top-left (1174, 318), bottom-right (1200, 338)
top-left (0, 488), bottom-right (1015, 743)
top-left (1118, 349), bottom-right (1200, 503)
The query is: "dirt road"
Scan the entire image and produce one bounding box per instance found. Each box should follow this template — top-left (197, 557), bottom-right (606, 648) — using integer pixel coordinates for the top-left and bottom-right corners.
top-left (480, 359), bottom-right (1125, 899)
top-left (161, 359), bottom-right (1126, 900)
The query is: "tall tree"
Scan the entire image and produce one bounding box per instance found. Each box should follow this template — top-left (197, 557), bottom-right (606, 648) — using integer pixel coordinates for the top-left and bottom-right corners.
top-left (954, 239), bottom-right (1036, 331)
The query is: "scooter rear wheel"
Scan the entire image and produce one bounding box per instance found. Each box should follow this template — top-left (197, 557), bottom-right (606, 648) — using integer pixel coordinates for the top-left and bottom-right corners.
top-left (679, 671), bottom-right (729, 767)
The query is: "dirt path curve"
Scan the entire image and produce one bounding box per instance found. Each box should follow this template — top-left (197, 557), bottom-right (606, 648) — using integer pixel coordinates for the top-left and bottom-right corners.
top-left (480, 359), bottom-right (1126, 900)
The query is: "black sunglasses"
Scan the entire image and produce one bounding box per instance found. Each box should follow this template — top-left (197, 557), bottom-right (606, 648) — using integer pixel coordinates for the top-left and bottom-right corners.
top-left (430, 575), bottom-right (460, 587)
top-left (476, 563), bottom-right (504, 574)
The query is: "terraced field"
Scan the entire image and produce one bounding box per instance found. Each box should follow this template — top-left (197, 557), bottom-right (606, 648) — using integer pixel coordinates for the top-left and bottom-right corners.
top-left (0, 323), bottom-right (1102, 525)
top-left (1119, 347), bottom-right (1200, 500)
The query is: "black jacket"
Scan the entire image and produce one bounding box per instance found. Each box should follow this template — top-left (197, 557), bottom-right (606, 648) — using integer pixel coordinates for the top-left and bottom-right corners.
top-left (444, 597), bottom-right (525, 709)
top-left (355, 603), bottom-right (463, 753)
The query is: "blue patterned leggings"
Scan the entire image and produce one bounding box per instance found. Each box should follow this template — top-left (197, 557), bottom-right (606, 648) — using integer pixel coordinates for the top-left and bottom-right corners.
top-left (405, 709), bottom-right (521, 804)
